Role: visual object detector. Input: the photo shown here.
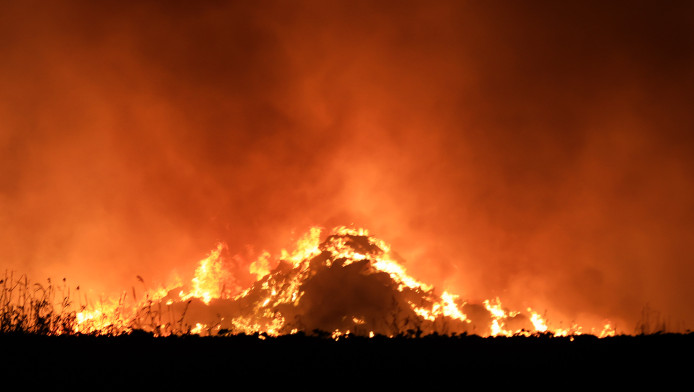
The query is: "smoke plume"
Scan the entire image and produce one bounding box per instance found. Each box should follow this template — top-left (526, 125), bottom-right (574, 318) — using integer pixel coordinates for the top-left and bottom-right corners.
top-left (1, 1), bottom-right (693, 332)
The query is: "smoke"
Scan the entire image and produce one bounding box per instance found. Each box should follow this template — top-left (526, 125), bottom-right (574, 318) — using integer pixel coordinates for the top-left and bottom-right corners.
top-left (1, 1), bottom-right (693, 332)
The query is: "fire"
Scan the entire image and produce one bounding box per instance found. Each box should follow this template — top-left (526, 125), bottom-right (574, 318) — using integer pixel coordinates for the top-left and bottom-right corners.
top-left (4, 226), bottom-right (618, 338)
top-left (192, 226), bottom-right (604, 338)
top-left (182, 242), bottom-right (230, 304)
top-left (529, 309), bottom-right (549, 333)
top-left (190, 323), bottom-right (206, 335)
top-left (249, 251), bottom-right (272, 281)
top-left (599, 322), bottom-right (616, 338)
top-left (280, 227), bottom-right (322, 267)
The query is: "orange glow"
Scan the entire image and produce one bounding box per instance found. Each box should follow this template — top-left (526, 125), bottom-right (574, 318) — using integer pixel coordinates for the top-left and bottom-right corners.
top-left (2, 2), bottom-right (692, 336)
top-left (181, 243), bottom-right (230, 304)
top-left (249, 251), bottom-right (272, 281)
top-left (17, 227), bottom-right (622, 338)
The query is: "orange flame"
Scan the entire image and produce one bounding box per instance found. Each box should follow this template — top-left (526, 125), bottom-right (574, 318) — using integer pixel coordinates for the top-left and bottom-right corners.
top-left (249, 251), bottom-right (272, 281)
top-left (181, 242), bottom-right (230, 304)
top-left (54, 226), bottom-right (617, 338)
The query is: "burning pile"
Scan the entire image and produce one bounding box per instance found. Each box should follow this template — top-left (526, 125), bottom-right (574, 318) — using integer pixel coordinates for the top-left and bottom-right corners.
top-left (3, 227), bottom-right (615, 338)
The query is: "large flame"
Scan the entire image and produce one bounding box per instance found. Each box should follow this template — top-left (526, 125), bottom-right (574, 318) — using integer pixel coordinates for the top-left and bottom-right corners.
top-left (183, 243), bottom-right (229, 304)
top-left (2, 226), bottom-right (615, 338)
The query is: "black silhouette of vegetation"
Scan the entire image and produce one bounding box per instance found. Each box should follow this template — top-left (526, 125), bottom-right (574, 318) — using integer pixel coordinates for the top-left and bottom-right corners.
top-left (0, 329), bottom-right (691, 386)
top-left (1, 270), bottom-right (692, 385)
top-left (0, 271), bottom-right (194, 336)
top-left (0, 271), bottom-right (79, 335)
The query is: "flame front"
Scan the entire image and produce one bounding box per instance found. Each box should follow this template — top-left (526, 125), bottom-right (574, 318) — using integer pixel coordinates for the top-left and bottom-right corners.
top-left (181, 242), bottom-right (230, 304)
top-left (6, 226), bottom-right (614, 338)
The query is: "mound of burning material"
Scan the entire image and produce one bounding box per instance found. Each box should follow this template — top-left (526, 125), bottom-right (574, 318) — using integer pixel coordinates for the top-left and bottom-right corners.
top-left (156, 227), bottom-right (539, 337)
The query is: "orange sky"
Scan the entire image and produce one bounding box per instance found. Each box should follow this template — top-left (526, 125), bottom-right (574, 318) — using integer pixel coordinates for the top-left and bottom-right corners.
top-left (1, 0), bottom-right (693, 333)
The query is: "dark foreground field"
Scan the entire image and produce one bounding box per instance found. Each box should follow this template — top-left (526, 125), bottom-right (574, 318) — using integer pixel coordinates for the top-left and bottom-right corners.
top-left (1, 333), bottom-right (691, 386)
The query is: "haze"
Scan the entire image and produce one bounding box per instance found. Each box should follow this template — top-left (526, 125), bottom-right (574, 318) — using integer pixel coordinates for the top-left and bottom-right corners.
top-left (1, 0), bottom-right (693, 332)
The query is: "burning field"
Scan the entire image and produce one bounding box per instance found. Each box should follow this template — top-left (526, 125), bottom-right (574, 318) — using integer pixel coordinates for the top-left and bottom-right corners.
top-left (2, 0), bottom-right (694, 380)
top-left (1, 226), bottom-right (691, 378)
top-left (1, 226), bottom-right (619, 338)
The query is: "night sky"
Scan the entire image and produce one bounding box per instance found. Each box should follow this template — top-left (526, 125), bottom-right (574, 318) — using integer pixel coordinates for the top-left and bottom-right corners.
top-left (2, 0), bottom-right (693, 332)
